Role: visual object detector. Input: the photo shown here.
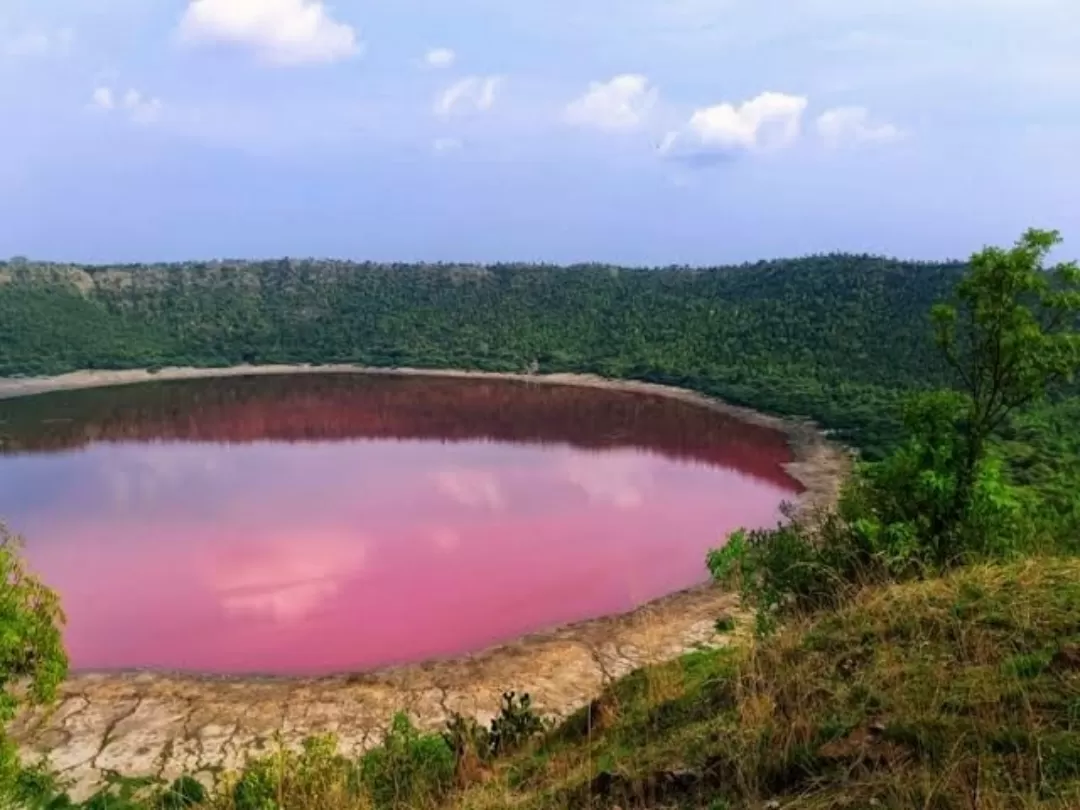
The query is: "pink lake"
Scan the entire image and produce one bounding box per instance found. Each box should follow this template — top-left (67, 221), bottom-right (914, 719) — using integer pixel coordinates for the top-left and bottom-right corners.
top-left (0, 374), bottom-right (800, 676)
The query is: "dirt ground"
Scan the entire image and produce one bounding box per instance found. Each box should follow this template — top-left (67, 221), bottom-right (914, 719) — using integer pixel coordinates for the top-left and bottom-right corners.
top-left (2, 365), bottom-right (851, 799)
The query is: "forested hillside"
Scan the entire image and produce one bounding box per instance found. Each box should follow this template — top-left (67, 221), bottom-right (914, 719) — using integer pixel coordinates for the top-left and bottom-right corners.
top-left (0, 256), bottom-right (963, 454)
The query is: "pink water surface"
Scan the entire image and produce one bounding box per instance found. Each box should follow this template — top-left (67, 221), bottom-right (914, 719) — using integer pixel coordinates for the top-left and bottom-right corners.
top-left (0, 374), bottom-right (800, 675)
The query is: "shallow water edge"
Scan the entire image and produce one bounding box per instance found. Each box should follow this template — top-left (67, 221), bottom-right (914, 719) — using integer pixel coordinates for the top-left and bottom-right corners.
top-left (0, 364), bottom-right (848, 517)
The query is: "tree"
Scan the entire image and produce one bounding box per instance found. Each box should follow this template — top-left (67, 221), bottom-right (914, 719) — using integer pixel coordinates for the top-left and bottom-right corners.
top-left (0, 524), bottom-right (67, 801)
top-left (931, 228), bottom-right (1080, 546)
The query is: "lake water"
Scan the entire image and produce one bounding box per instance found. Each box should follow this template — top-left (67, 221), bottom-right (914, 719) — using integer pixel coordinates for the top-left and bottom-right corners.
top-left (0, 374), bottom-right (800, 676)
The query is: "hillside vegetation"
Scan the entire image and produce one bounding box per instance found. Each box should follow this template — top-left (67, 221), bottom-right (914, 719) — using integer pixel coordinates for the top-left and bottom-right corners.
top-left (455, 558), bottom-right (1080, 809)
top-left (3, 230), bottom-right (1080, 809)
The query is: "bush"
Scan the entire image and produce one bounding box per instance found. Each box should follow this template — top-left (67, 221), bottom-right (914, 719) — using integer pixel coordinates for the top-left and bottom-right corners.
top-left (846, 391), bottom-right (1033, 569)
top-left (230, 734), bottom-right (357, 810)
top-left (0, 525), bottom-right (68, 803)
top-left (710, 391), bottom-right (1040, 634)
top-left (358, 713), bottom-right (456, 809)
top-left (488, 692), bottom-right (546, 756)
top-left (442, 713), bottom-right (491, 784)
top-left (708, 507), bottom-right (878, 636)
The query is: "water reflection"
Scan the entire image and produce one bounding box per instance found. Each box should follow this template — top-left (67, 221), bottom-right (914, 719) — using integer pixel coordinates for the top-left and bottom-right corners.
top-left (0, 374), bottom-right (800, 676)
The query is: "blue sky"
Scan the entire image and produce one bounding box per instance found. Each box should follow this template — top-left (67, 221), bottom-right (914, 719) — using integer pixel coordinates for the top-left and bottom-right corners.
top-left (0, 0), bottom-right (1077, 265)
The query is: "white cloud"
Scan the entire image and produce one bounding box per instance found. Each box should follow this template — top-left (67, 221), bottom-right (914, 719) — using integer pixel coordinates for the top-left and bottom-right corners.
top-left (91, 87), bottom-right (115, 111)
top-left (124, 89), bottom-right (164, 125)
top-left (688, 92), bottom-right (807, 150)
top-left (476, 77), bottom-right (500, 110)
top-left (660, 91), bottom-right (808, 165)
top-left (90, 86), bottom-right (164, 125)
top-left (425, 47), bottom-right (456, 69)
top-left (433, 137), bottom-right (463, 153)
top-left (564, 74), bottom-right (658, 131)
top-left (434, 76), bottom-right (503, 116)
top-left (178, 0), bottom-right (362, 66)
top-left (816, 106), bottom-right (904, 147)
top-left (4, 27), bottom-right (74, 58)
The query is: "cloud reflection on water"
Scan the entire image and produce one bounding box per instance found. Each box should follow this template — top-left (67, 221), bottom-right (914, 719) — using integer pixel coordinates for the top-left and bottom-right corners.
top-left (558, 449), bottom-right (655, 510)
top-left (0, 376), bottom-right (801, 675)
top-left (208, 528), bottom-right (368, 624)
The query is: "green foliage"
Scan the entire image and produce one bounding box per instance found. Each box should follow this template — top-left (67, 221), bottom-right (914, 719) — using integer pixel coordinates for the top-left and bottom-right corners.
top-left (442, 713), bottom-right (491, 764)
top-left (713, 615), bottom-right (736, 633)
top-left (75, 773), bottom-right (160, 810)
top-left (0, 525), bottom-right (68, 804)
top-left (441, 690), bottom-right (546, 789)
top-left (229, 734), bottom-right (360, 810)
top-left (931, 227), bottom-right (1080, 541)
top-left (707, 509), bottom-right (880, 635)
top-left (11, 761), bottom-right (73, 809)
top-left (156, 777), bottom-right (205, 809)
top-left (488, 692), bottom-right (546, 757)
top-left (358, 713), bottom-right (456, 809)
top-left (441, 559), bottom-right (1080, 810)
top-left (845, 390), bottom-right (1032, 568)
top-left (710, 229), bottom-right (1079, 631)
top-left (230, 754), bottom-right (281, 810)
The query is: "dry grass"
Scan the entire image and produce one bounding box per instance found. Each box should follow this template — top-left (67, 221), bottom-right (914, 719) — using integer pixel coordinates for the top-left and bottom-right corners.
top-left (452, 557), bottom-right (1080, 809)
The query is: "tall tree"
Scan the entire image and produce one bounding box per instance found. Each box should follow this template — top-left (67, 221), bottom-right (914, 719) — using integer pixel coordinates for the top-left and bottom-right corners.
top-left (932, 228), bottom-right (1080, 540)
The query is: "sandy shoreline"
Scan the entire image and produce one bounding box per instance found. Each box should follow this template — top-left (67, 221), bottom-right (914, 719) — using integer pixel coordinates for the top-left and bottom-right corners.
top-left (3, 364), bottom-right (851, 798)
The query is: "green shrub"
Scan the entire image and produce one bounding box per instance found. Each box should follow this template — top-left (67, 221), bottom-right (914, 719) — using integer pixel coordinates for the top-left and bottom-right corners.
top-left (488, 692), bottom-right (546, 756)
top-left (231, 734), bottom-right (355, 810)
top-left (358, 713), bottom-right (455, 809)
top-left (709, 397), bottom-right (1038, 635)
top-left (11, 761), bottom-right (72, 809)
top-left (0, 525), bottom-right (68, 803)
top-left (707, 503), bottom-right (881, 635)
top-left (442, 713), bottom-right (491, 764)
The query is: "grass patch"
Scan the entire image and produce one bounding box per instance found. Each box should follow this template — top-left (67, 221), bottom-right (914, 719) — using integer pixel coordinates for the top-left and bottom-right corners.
top-left (454, 557), bottom-right (1080, 809)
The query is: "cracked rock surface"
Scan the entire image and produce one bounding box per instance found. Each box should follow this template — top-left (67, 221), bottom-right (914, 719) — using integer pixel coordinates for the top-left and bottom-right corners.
top-left (12, 585), bottom-right (740, 801)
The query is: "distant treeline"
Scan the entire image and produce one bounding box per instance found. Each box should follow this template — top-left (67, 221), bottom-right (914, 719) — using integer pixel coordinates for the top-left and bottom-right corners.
top-left (0, 256), bottom-right (966, 456)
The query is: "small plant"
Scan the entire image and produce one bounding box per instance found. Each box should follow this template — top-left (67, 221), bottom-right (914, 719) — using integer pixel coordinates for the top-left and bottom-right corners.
top-left (12, 761), bottom-right (73, 810)
top-left (230, 734), bottom-right (354, 810)
top-left (442, 712), bottom-right (492, 783)
top-left (231, 754), bottom-right (282, 810)
top-left (707, 509), bottom-right (869, 636)
top-left (0, 525), bottom-right (68, 804)
top-left (359, 713), bottom-right (455, 809)
top-left (156, 776), bottom-right (205, 809)
top-left (713, 614), bottom-right (736, 633)
top-left (79, 774), bottom-right (159, 810)
top-left (488, 692), bottom-right (546, 756)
